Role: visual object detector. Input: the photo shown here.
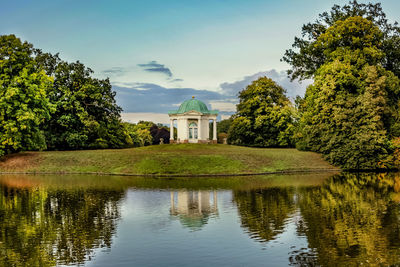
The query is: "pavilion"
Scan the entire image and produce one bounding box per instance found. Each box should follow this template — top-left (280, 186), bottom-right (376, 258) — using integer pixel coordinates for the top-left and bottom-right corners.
top-left (168, 97), bottom-right (218, 144)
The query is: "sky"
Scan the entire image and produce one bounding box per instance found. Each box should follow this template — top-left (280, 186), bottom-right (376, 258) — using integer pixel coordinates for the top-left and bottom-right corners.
top-left (1, 0), bottom-right (400, 123)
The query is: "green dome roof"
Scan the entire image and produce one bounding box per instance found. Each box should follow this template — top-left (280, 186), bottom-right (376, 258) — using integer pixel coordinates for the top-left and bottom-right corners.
top-left (178, 98), bottom-right (209, 113)
top-left (168, 97), bottom-right (218, 115)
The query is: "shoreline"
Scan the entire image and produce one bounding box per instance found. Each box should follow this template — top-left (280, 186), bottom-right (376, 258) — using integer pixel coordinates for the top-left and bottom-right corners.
top-left (0, 168), bottom-right (341, 177)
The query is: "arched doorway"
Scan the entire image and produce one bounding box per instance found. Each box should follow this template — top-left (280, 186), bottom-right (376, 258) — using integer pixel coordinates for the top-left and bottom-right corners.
top-left (188, 122), bottom-right (198, 142)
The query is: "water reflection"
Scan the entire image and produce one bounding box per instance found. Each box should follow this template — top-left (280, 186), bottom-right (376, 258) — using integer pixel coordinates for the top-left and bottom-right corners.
top-left (294, 173), bottom-right (400, 266)
top-left (233, 188), bottom-right (296, 242)
top-left (170, 190), bottom-right (218, 230)
top-left (1, 172), bottom-right (400, 266)
top-left (0, 182), bottom-right (124, 266)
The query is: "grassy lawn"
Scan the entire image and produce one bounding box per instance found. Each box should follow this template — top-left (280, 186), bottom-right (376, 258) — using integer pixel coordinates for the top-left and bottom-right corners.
top-left (0, 144), bottom-right (339, 175)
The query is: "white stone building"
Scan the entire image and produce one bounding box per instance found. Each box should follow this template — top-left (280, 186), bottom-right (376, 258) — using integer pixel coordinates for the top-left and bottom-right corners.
top-left (168, 97), bottom-right (218, 144)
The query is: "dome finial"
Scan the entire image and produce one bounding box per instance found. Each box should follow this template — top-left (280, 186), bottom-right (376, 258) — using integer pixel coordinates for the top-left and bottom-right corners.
top-left (192, 96), bottom-right (195, 99)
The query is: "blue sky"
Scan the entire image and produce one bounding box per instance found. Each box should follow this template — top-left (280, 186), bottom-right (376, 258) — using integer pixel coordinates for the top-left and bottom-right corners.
top-left (2, 0), bottom-right (400, 123)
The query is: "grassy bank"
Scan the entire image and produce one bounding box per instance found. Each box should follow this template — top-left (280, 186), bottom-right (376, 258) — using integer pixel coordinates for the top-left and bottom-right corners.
top-left (0, 144), bottom-right (339, 176)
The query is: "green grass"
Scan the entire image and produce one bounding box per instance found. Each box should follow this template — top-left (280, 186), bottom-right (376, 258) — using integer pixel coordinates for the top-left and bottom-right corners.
top-left (0, 144), bottom-right (339, 175)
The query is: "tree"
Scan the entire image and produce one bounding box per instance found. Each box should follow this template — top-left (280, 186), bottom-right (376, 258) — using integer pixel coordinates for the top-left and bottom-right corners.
top-left (296, 16), bottom-right (400, 169)
top-left (228, 77), bottom-right (295, 147)
top-left (0, 35), bottom-right (54, 156)
top-left (227, 117), bottom-right (254, 146)
top-left (150, 125), bottom-right (170, 144)
top-left (36, 53), bottom-right (132, 150)
top-left (123, 122), bottom-right (153, 147)
top-left (283, 0), bottom-right (400, 81)
top-left (217, 118), bottom-right (232, 134)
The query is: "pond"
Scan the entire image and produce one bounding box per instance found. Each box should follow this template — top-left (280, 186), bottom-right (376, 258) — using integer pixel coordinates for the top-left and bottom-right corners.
top-left (0, 172), bottom-right (400, 266)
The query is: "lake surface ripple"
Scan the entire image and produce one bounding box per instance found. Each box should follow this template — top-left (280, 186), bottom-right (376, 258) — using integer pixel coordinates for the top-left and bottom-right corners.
top-left (0, 172), bottom-right (399, 266)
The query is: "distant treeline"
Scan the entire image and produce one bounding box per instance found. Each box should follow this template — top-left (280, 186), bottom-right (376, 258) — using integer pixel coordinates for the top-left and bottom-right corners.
top-left (221, 1), bottom-right (400, 170)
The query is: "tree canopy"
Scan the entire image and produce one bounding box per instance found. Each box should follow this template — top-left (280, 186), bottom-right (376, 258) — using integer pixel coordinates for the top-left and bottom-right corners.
top-left (0, 34), bottom-right (133, 155)
top-left (228, 77), bottom-right (295, 147)
top-left (36, 52), bottom-right (132, 150)
top-left (282, 0), bottom-right (400, 81)
top-left (0, 35), bottom-right (54, 156)
top-left (296, 16), bottom-right (400, 169)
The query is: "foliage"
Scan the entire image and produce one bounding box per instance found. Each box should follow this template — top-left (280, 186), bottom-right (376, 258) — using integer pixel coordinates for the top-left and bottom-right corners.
top-left (210, 118), bottom-right (231, 142)
top-left (0, 34), bottom-right (133, 155)
top-left (228, 77), bottom-right (295, 147)
top-left (217, 118), bottom-right (232, 134)
top-left (125, 121), bottom-right (171, 145)
top-left (123, 122), bottom-right (152, 147)
top-left (150, 124), bottom-right (170, 144)
top-left (217, 132), bottom-right (227, 143)
top-left (0, 35), bottom-right (54, 156)
top-left (227, 117), bottom-right (254, 146)
top-left (296, 16), bottom-right (400, 169)
top-left (283, 0), bottom-right (400, 81)
top-left (36, 52), bottom-right (132, 150)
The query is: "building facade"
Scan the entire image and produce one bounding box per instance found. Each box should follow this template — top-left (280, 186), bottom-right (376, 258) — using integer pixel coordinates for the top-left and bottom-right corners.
top-left (168, 97), bottom-right (218, 144)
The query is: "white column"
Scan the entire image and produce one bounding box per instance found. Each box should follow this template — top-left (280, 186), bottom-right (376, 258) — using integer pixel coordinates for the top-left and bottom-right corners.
top-left (184, 118), bottom-right (188, 140)
top-left (213, 119), bottom-right (217, 141)
top-left (198, 116), bottom-right (202, 141)
top-left (170, 119), bottom-right (174, 141)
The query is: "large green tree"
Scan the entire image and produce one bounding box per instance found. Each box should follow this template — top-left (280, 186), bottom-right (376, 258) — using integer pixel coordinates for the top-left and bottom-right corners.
top-left (283, 0), bottom-right (400, 81)
top-left (36, 52), bottom-right (132, 150)
top-left (296, 16), bottom-right (400, 169)
top-left (0, 35), bottom-right (54, 156)
top-left (228, 77), bottom-right (295, 147)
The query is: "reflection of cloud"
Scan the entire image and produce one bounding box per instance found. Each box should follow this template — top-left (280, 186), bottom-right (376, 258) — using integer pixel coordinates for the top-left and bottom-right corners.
top-left (171, 78), bottom-right (184, 82)
top-left (219, 69), bottom-right (312, 99)
top-left (138, 61), bottom-right (173, 77)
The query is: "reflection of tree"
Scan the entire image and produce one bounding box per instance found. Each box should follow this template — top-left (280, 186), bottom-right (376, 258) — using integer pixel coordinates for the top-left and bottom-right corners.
top-left (295, 173), bottom-right (400, 266)
top-left (0, 186), bottom-right (124, 266)
top-left (233, 187), bottom-right (296, 242)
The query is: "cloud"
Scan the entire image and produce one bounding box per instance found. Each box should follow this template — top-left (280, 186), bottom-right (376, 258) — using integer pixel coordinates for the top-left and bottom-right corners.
top-left (209, 100), bottom-right (237, 112)
top-left (102, 67), bottom-right (127, 76)
top-left (114, 83), bottom-right (226, 114)
top-left (114, 83), bottom-right (233, 123)
top-left (219, 69), bottom-right (312, 99)
top-left (137, 61), bottom-right (173, 78)
top-left (121, 113), bottom-right (171, 124)
top-left (170, 78), bottom-right (184, 82)
top-left (113, 69), bottom-right (313, 124)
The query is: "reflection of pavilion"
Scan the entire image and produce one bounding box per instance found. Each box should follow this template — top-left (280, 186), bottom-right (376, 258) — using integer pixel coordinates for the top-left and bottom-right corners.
top-left (170, 190), bottom-right (218, 230)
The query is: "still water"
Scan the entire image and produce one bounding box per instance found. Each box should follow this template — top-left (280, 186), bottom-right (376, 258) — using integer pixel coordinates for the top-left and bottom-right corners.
top-left (0, 172), bottom-right (400, 266)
